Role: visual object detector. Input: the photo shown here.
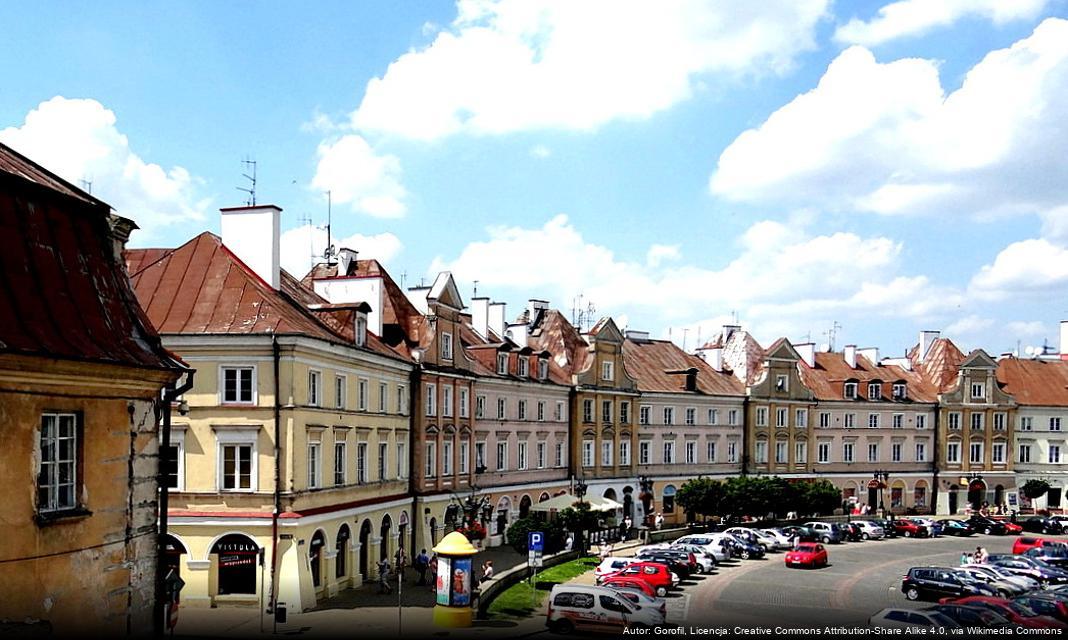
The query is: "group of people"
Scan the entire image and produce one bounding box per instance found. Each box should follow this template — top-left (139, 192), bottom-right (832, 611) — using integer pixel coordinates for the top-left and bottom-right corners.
top-left (961, 546), bottom-right (990, 566)
top-left (375, 547), bottom-right (438, 594)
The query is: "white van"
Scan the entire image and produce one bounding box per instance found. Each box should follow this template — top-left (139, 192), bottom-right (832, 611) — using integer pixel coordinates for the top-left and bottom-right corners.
top-left (673, 534), bottom-right (731, 562)
top-left (546, 584), bottom-right (664, 634)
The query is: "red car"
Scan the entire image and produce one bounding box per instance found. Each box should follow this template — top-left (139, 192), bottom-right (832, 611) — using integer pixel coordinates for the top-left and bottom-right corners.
top-left (892, 519), bottom-right (929, 538)
top-left (785, 542), bottom-right (828, 568)
top-left (602, 576), bottom-right (657, 599)
top-left (1004, 521), bottom-right (1024, 535)
top-left (939, 596), bottom-right (1068, 629)
top-left (1014, 537), bottom-right (1068, 555)
top-left (602, 561), bottom-right (676, 597)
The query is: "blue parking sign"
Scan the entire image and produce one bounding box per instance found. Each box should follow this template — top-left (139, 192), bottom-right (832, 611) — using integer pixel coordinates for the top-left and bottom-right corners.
top-left (528, 531), bottom-right (544, 552)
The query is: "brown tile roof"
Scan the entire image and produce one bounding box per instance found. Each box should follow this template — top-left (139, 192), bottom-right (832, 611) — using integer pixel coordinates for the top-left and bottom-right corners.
top-left (458, 320), bottom-right (571, 384)
top-left (909, 337), bottom-right (965, 393)
top-left (997, 357), bottom-right (1068, 406)
top-left (799, 351), bottom-right (938, 402)
top-left (0, 142), bottom-right (176, 370)
top-left (527, 309), bottom-right (589, 377)
top-left (622, 338), bottom-right (745, 396)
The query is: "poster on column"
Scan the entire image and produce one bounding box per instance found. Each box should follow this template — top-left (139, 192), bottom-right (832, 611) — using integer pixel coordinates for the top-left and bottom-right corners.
top-left (436, 557), bottom-right (450, 605)
top-left (451, 558), bottom-right (471, 606)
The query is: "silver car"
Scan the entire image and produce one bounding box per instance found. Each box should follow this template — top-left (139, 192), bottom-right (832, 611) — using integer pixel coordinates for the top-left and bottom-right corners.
top-left (853, 520), bottom-right (885, 540)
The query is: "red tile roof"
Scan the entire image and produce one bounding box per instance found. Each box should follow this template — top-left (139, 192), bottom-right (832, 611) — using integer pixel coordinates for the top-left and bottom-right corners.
top-left (909, 337), bottom-right (965, 393)
top-left (622, 338), bottom-right (745, 396)
top-left (527, 309), bottom-right (588, 377)
top-left (0, 142), bottom-right (176, 370)
top-left (799, 351), bottom-right (938, 402)
top-left (997, 357), bottom-right (1068, 406)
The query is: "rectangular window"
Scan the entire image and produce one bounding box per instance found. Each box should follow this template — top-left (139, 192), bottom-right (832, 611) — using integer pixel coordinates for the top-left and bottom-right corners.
top-left (537, 441), bottom-right (546, 469)
top-left (916, 442), bottom-right (926, 462)
top-left (639, 405), bottom-right (651, 425)
top-left (970, 442), bottom-right (983, 464)
top-left (1052, 418), bottom-right (1062, 432)
top-left (602, 400), bottom-right (612, 423)
top-left (891, 443), bottom-right (901, 463)
top-left (946, 442), bottom-right (960, 464)
top-left (727, 440), bottom-right (738, 463)
top-left (775, 374), bottom-right (788, 392)
top-left (601, 441), bottom-right (612, 466)
top-left (971, 382), bottom-right (985, 399)
top-left (892, 414), bottom-right (903, 429)
top-left (518, 399), bottom-right (528, 420)
top-left (844, 382), bottom-right (858, 399)
top-left (755, 441), bottom-right (768, 464)
top-left (818, 412), bottom-right (831, 428)
top-left (443, 440), bottom-right (453, 476)
top-left (844, 413), bottom-right (856, 428)
top-left (796, 409), bottom-right (807, 428)
top-left (639, 441), bottom-right (651, 465)
top-left (916, 414), bottom-right (927, 429)
top-left (619, 401), bottom-right (629, 424)
top-left (459, 388), bottom-right (469, 418)
top-left (948, 412), bottom-right (961, 430)
top-left (222, 366), bottom-right (255, 404)
top-left (707, 441), bottom-right (717, 462)
top-left (619, 441), bottom-right (630, 466)
top-left (1021, 416), bottom-right (1033, 431)
top-left (538, 359), bottom-right (548, 380)
top-left (398, 384), bottom-right (407, 414)
top-left (424, 442), bottom-right (436, 478)
top-left (817, 442), bottom-right (830, 464)
top-left (441, 332), bottom-right (453, 360)
top-left (476, 442), bottom-right (486, 470)
top-left (555, 442), bottom-right (564, 467)
top-left (162, 440), bottom-right (182, 491)
top-left (334, 442), bottom-right (346, 485)
top-left (497, 397), bottom-right (507, 420)
top-left (379, 442), bottom-right (388, 480)
top-left (220, 443), bottom-right (254, 491)
top-left (443, 386), bottom-right (453, 417)
top-left (756, 407), bottom-right (768, 427)
top-left (583, 399), bottom-right (593, 423)
top-left (518, 357), bottom-right (529, 377)
top-left (307, 442), bottom-right (321, 489)
top-left (893, 383), bottom-right (907, 400)
top-left (602, 361), bottom-right (614, 381)
top-left (971, 413), bottom-right (984, 430)
top-left (776, 442), bottom-right (787, 463)
top-left (663, 441), bottom-right (676, 464)
top-left (728, 409), bottom-right (739, 426)
top-left (425, 384), bottom-right (436, 416)
top-left (992, 442), bottom-right (1005, 464)
top-left (1019, 444), bottom-right (1031, 463)
top-left (476, 395), bottom-right (486, 419)
top-left (868, 382), bottom-right (881, 400)
top-left (358, 378), bottom-right (369, 411)
top-left (497, 442), bottom-right (508, 471)
top-left (663, 407), bottom-right (675, 425)
top-left (994, 413), bottom-right (1006, 431)
top-left (685, 408), bottom-right (696, 426)
top-left (37, 413), bottom-right (78, 512)
top-left (843, 442), bottom-right (854, 463)
top-left (335, 375), bottom-right (347, 409)
top-left (914, 487), bottom-right (926, 508)
top-left (582, 440), bottom-right (594, 467)
top-left (867, 443), bottom-right (878, 463)
top-left (1050, 445), bottom-right (1061, 464)
top-left (497, 353), bottom-right (508, 374)
top-left (397, 443), bottom-right (406, 479)
top-left (357, 442), bottom-right (368, 483)
top-left (776, 408), bottom-right (787, 427)
top-left (709, 408), bottom-right (718, 425)
top-left (537, 401), bottom-right (546, 421)
top-left (460, 441), bottom-right (469, 475)
top-left (686, 441), bottom-right (697, 464)
top-left (868, 413), bottom-right (879, 428)
top-left (795, 441), bottom-right (806, 463)
top-left (379, 382), bottom-right (388, 413)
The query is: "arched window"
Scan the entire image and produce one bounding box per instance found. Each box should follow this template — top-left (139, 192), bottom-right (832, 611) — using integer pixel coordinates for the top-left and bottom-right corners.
top-left (335, 525), bottom-right (351, 579)
top-left (309, 530), bottom-right (326, 588)
top-left (663, 485), bottom-right (677, 514)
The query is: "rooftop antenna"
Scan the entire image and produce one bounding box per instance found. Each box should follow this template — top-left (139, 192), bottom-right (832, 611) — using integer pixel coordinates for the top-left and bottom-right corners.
top-left (682, 328), bottom-right (689, 351)
top-left (79, 178), bottom-right (93, 195)
top-left (236, 158), bottom-right (257, 206)
top-left (400, 270), bottom-right (407, 289)
top-left (298, 211), bottom-right (315, 271)
top-left (823, 320), bottom-right (842, 352)
top-left (320, 190), bottom-right (336, 265)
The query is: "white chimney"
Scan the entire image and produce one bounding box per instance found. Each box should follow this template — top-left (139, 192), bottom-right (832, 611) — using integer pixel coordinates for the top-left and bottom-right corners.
top-left (471, 298), bottom-right (490, 339)
top-left (506, 323), bottom-right (528, 347)
top-left (918, 330), bottom-right (940, 363)
top-left (488, 302), bottom-right (506, 339)
top-left (857, 347), bottom-right (879, 365)
top-left (707, 347), bottom-right (724, 372)
top-left (1060, 321), bottom-right (1068, 360)
top-left (221, 205), bottom-right (281, 288)
top-left (528, 299), bottom-right (549, 320)
top-left (722, 324), bottom-right (741, 343)
top-left (844, 344), bottom-right (857, 369)
top-left (337, 247), bottom-right (358, 276)
top-left (796, 342), bottom-right (815, 368)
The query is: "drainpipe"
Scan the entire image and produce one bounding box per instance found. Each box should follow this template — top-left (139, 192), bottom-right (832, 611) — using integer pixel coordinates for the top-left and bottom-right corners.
top-left (268, 337), bottom-right (282, 630)
top-left (932, 404), bottom-right (941, 515)
top-left (409, 366), bottom-right (419, 551)
top-left (156, 367), bottom-right (194, 637)
top-left (741, 396), bottom-right (750, 476)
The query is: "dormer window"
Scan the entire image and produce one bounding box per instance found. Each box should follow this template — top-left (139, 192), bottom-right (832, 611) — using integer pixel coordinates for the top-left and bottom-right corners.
top-left (602, 361), bottom-right (614, 382)
top-left (355, 315), bottom-right (367, 347)
top-left (892, 382), bottom-right (907, 400)
top-left (868, 382), bottom-right (882, 401)
top-left (518, 357), bottom-right (529, 377)
top-left (971, 382), bottom-right (985, 399)
top-left (441, 332), bottom-right (453, 361)
top-left (844, 381), bottom-right (858, 400)
top-left (775, 375), bottom-right (788, 392)
top-left (497, 353), bottom-right (508, 375)
top-left (538, 358), bottom-right (548, 380)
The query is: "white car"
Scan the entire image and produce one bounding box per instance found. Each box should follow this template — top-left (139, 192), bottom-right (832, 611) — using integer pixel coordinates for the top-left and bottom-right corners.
top-left (759, 528), bottom-right (794, 551)
top-left (869, 608), bottom-right (962, 631)
top-left (969, 563), bottom-right (1041, 591)
top-left (547, 584), bottom-right (665, 634)
top-left (853, 520), bottom-right (885, 540)
top-left (594, 557), bottom-right (635, 583)
top-left (669, 543), bottom-right (718, 572)
top-left (725, 527), bottom-right (783, 552)
top-left (673, 534), bottom-right (732, 562)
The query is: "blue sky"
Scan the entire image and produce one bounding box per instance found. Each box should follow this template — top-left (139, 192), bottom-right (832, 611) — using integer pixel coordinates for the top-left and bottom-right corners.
top-left (3, 0), bottom-right (1067, 357)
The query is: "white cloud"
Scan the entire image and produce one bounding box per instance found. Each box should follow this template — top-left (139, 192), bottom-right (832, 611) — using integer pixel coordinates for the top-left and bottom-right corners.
top-left (1006, 320), bottom-right (1046, 338)
top-left (310, 135), bottom-right (407, 218)
top-left (946, 314), bottom-right (995, 337)
top-left (529, 144), bottom-right (552, 159)
top-left (835, 0), bottom-right (1049, 46)
top-left (352, 0), bottom-right (830, 140)
top-left (970, 238), bottom-right (1068, 298)
top-left (280, 224), bottom-right (403, 278)
top-left (711, 19), bottom-right (1068, 221)
top-left (0, 96), bottom-right (207, 239)
top-left (646, 244), bottom-right (680, 267)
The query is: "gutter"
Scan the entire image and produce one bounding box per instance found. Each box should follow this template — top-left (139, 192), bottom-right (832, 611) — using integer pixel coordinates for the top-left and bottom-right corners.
top-left (268, 337), bottom-right (282, 627)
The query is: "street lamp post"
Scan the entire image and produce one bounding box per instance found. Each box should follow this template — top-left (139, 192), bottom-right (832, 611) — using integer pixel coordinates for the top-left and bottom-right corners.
top-left (873, 470), bottom-right (890, 515)
top-left (574, 475), bottom-right (588, 554)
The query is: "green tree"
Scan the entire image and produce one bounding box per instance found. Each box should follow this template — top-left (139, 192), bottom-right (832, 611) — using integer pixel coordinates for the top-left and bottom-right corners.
top-left (676, 477), bottom-right (723, 519)
top-left (506, 516), bottom-right (567, 553)
top-left (1022, 479), bottom-right (1051, 500)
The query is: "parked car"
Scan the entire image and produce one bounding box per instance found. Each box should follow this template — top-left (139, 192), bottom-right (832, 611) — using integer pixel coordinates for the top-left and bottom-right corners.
top-left (633, 550), bottom-right (692, 579)
top-left (666, 543), bottom-right (717, 572)
top-left (969, 515), bottom-right (1009, 535)
top-left (852, 520), bottom-right (885, 540)
top-left (911, 518), bottom-right (943, 537)
top-left (1013, 536), bottom-right (1068, 555)
top-left (1015, 593), bottom-right (1068, 625)
top-left (840, 523), bottom-right (864, 542)
top-left (976, 565), bottom-right (1043, 592)
top-left (600, 561), bottom-right (677, 597)
top-left (758, 528), bottom-right (795, 550)
top-left (938, 519), bottom-right (976, 537)
top-left (891, 519), bottom-right (929, 538)
top-left (871, 518), bottom-right (899, 538)
top-left (960, 564), bottom-right (1035, 594)
top-left (988, 555), bottom-right (1068, 586)
top-left (673, 534), bottom-right (732, 563)
top-left (1022, 517), bottom-right (1065, 535)
top-left (594, 557), bottom-right (635, 582)
top-left (546, 584), bottom-right (665, 634)
top-left (723, 533), bottom-right (766, 560)
top-left (953, 567), bottom-right (1025, 597)
top-left (868, 608), bottom-right (962, 630)
top-left (779, 526), bottom-right (820, 544)
top-left (941, 596), bottom-right (1068, 629)
top-left (601, 577), bottom-right (656, 599)
top-left (901, 567), bottom-right (997, 601)
top-left (726, 527), bottom-right (786, 553)
top-left (928, 603), bottom-right (1016, 629)
top-left (636, 546), bottom-right (697, 574)
top-left (604, 585), bottom-right (668, 619)
top-left (803, 522), bottom-right (844, 544)
top-left (1025, 546), bottom-right (1068, 568)
top-left (785, 542), bottom-right (828, 569)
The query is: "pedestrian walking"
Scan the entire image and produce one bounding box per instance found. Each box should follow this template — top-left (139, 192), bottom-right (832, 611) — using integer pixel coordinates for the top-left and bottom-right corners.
top-left (624, 515), bottom-right (633, 539)
top-left (414, 548), bottom-right (429, 586)
top-left (429, 553), bottom-right (438, 592)
top-left (564, 534), bottom-right (574, 551)
top-left (377, 558), bottom-right (393, 594)
top-left (654, 512), bottom-right (664, 530)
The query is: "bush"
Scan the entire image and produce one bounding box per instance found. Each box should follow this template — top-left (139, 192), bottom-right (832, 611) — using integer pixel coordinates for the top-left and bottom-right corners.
top-left (506, 516), bottom-right (567, 553)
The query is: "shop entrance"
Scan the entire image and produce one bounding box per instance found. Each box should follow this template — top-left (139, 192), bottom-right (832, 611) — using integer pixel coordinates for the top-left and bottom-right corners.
top-left (211, 534), bottom-right (258, 595)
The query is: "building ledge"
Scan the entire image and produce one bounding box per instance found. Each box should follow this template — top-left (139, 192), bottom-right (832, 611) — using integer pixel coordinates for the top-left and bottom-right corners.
top-left (34, 507), bottom-right (92, 527)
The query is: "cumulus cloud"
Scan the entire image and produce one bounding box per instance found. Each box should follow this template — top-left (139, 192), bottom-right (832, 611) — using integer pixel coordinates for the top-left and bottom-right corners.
top-left (835, 0), bottom-right (1049, 46)
top-left (0, 96), bottom-right (207, 239)
top-left (310, 135), bottom-right (408, 218)
top-left (280, 223), bottom-right (403, 278)
top-left (352, 0), bottom-right (830, 140)
top-left (969, 238), bottom-right (1068, 298)
top-left (646, 244), bottom-right (680, 267)
top-left (711, 19), bottom-right (1068, 222)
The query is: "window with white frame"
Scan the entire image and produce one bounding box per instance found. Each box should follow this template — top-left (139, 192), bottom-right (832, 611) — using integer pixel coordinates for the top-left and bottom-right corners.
top-left (162, 429), bottom-right (185, 491)
top-left (756, 407), bottom-right (768, 427)
top-left (971, 413), bottom-right (984, 430)
top-left (728, 409), bottom-right (738, 426)
top-left (868, 413), bottom-right (879, 428)
top-left (555, 401), bottom-right (565, 421)
top-left (1052, 418), bottom-right (1062, 432)
top-left (334, 442), bottom-right (346, 485)
top-left (663, 407), bottom-right (675, 425)
top-left (775, 374), bottom-right (788, 392)
top-left (868, 382), bottom-right (882, 400)
top-left (475, 441), bottom-right (486, 470)
top-left (1021, 416), bottom-right (1033, 431)
top-left (843, 442), bottom-right (854, 463)
top-left (892, 414), bottom-right (903, 429)
top-left (555, 442), bottom-right (564, 467)
top-left (796, 409), bottom-right (807, 428)
top-left (537, 401), bottom-right (546, 421)
top-left (709, 408), bottom-right (718, 425)
top-left (754, 441), bottom-right (768, 464)
top-left (378, 442), bottom-right (388, 480)
top-left (537, 441), bottom-right (546, 469)
top-left (397, 442), bottom-right (407, 478)
top-left (891, 443), bottom-right (901, 463)
top-left (892, 383), bottom-right (907, 399)
top-left (602, 361), bottom-right (614, 382)
top-left (443, 440), bottom-right (453, 475)
top-left (819, 412), bottom-right (830, 428)
top-left (620, 401), bottom-right (629, 424)
top-left (916, 414), bottom-right (927, 429)
top-left (441, 332), bottom-right (453, 361)
top-left (707, 441), bottom-right (717, 462)
top-left (397, 384), bottom-right (407, 414)
top-left (686, 441), bottom-right (697, 464)
top-left (915, 442), bottom-right (926, 462)
top-left (948, 412), bottom-right (961, 430)
top-left (844, 413), bottom-right (856, 428)
top-left (686, 407), bottom-right (696, 426)
top-left (307, 370), bottom-right (322, 407)
top-left (335, 375), bottom-right (347, 409)
top-left (379, 382), bottom-right (388, 413)
top-left (443, 386), bottom-right (453, 417)
top-left (971, 382), bottom-right (985, 399)
top-left (459, 441), bottom-right (469, 475)
top-left (307, 442), bottom-right (321, 488)
top-left (497, 442), bottom-right (508, 470)
top-left (970, 442), bottom-right (983, 464)
top-left (217, 429), bottom-right (257, 492)
top-left (601, 441), bottom-right (612, 466)
top-left (38, 413), bottom-right (79, 512)
top-left (425, 384), bottom-right (436, 416)
top-left (357, 378), bottom-right (368, 411)
top-left (993, 413), bottom-right (1006, 431)
top-left (424, 442), bottom-right (436, 477)
top-left (775, 441), bottom-right (787, 463)
top-left (357, 442), bottom-right (368, 483)
top-left (776, 408), bottom-right (787, 427)
top-left (582, 440), bottom-right (594, 467)
top-left (355, 315), bottom-right (367, 347)
top-left (497, 397), bottom-right (507, 420)
top-left (844, 382), bottom-right (858, 399)
top-left (817, 442), bottom-right (830, 463)
top-left (459, 388), bottom-right (469, 418)
top-left (497, 353), bottom-right (508, 375)
top-left (221, 366), bottom-right (255, 404)
top-left (619, 440), bottom-right (630, 466)
top-left (518, 356), bottom-right (529, 377)
top-left (639, 405), bottom-right (651, 425)
top-left (602, 400), bottom-right (612, 423)
top-left (476, 395), bottom-right (486, 418)
top-left (517, 441), bottom-right (528, 469)
top-left (867, 443), bottom-right (878, 463)
top-left (1050, 445), bottom-right (1061, 464)
top-left (946, 442), bottom-right (960, 464)
top-left (727, 440), bottom-right (738, 463)
top-left (639, 441), bottom-right (651, 465)
top-left (1019, 444), bottom-right (1031, 464)
top-left (538, 358), bottom-right (548, 380)
top-left (663, 441), bottom-right (676, 464)
top-left (992, 442), bottom-right (1005, 464)
top-left (583, 399), bottom-right (593, 423)
top-left (795, 441), bottom-right (807, 464)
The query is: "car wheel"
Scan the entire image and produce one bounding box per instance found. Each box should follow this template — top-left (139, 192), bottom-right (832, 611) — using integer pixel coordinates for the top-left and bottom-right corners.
top-left (741, 550), bottom-right (751, 560)
top-left (984, 527), bottom-right (992, 535)
top-left (905, 587), bottom-right (920, 601)
top-left (656, 586), bottom-right (668, 597)
top-left (904, 531), bottom-right (912, 538)
top-left (553, 619), bottom-right (574, 635)
top-left (862, 532), bottom-right (870, 540)
top-left (822, 536), bottom-right (831, 544)
top-left (761, 544), bottom-right (769, 553)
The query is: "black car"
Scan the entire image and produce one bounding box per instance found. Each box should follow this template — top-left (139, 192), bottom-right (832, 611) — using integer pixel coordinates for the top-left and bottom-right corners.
top-left (638, 548), bottom-right (698, 573)
top-left (902, 567), bottom-right (996, 601)
top-left (635, 551), bottom-right (692, 578)
top-left (780, 526), bottom-right (820, 543)
top-left (989, 555), bottom-right (1068, 585)
top-left (1025, 546), bottom-right (1068, 568)
top-left (1022, 517), bottom-right (1065, 535)
top-left (871, 518), bottom-right (899, 538)
top-left (969, 515), bottom-right (1008, 535)
top-left (724, 534), bottom-right (766, 560)
top-left (937, 519), bottom-right (977, 537)
top-left (928, 604), bottom-right (1015, 629)
top-left (841, 523), bottom-right (864, 542)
